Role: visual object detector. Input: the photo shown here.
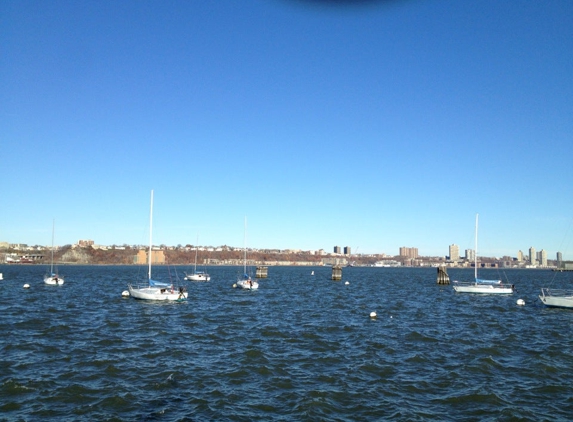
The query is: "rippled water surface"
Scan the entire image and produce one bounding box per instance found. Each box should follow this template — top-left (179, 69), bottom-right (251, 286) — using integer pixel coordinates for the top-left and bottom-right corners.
top-left (1, 265), bottom-right (572, 421)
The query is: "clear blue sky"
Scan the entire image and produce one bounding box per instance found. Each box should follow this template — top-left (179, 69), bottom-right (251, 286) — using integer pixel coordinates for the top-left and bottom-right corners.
top-left (1, 0), bottom-right (572, 259)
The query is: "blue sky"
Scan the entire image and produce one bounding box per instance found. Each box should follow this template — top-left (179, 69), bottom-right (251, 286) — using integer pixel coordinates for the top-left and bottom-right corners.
top-left (1, 0), bottom-right (572, 259)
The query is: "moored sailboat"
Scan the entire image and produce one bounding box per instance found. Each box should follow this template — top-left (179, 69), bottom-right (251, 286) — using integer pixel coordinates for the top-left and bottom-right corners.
top-left (128, 190), bottom-right (188, 301)
top-left (44, 219), bottom-right (64, 285)
top-left (452, 214), bottom-right (514, 294)
top-left (235, 217), bottom-right (258, 290)
top-left (184, 235), bottom-right (211, 281)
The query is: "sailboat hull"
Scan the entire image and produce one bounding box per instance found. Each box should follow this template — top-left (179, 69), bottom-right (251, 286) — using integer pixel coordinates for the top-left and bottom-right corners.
top-left (185, 273), bottom-right (211, 281)
top-left (128, 285), bottom-right (188, 301)
top-left (453, 282), bottom-right (513, 294)
top-left (539, 289), bottom-right (573, 308)
top-left (236, 280), bottom-right (259, 290)
top-left (44, 276), bottom-right (65, 285)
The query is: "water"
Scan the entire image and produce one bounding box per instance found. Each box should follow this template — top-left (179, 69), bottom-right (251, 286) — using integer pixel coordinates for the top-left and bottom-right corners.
top-left (1, 265), bottom-right (572, 421)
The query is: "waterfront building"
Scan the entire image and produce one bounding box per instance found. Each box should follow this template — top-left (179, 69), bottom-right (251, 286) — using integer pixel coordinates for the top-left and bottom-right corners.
top-left (333, 246), bottom-right (341, 254)
top-left (344, 246), bottom-right (351, 255)
top-left (557, 252), bottom-right (562, 264)
top-left (464, 249), bottom-right (475, 262)
top-left (529, 247), bottom-right (537, 265)
top-left (517, 250), bottom-right (523, 262)
top-left (449, 244), bottom-right (460, 262)
top-left (399, 247), bottom-right (418, 259)
top-left (540, 249), bottom-right (547, 267)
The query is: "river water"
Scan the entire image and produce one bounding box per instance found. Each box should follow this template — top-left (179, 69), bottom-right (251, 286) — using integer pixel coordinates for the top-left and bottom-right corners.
top-left (1, 265), bottom-right (572, 421)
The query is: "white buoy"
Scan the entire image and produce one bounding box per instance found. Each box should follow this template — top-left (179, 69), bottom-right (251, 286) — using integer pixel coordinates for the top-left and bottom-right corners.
top-left (517, 298), bottom-right (525, 306)
top-left (370, 311), bottom-right (377, 318)
top-left (232, 283), bottom-right (237, 288)
top-left (345, 281), bottom-right (349, 285)
top-left (121, 290), bottom-right (130, 298)
top-left (23, 283), bottom-right (30, 289)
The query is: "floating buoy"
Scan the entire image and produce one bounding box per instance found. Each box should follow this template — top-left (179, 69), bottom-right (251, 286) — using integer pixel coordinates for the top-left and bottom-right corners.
top-left (232, 283), bottom-right (237, 288)
top-left (517, 298), bottom-right (525, 306)
top-left (370, 311), bottom-right (377, 318)
top-left (121, 290), bottom-right (130, 298)
top-left (23, 283), bottom-right (30, 289)
top-left (345, 281), bottom-right (349, 285)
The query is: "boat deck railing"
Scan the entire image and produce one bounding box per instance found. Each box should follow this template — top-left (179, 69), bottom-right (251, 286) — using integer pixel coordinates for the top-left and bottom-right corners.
top-left (540, 288), bottom-right (573, 299)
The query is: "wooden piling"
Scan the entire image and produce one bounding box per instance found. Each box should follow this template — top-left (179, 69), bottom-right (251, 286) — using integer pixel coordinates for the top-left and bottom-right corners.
top-left (332, 265), bottom-right (342, 281)
top-left (437, 266), bottom-right (450, 285)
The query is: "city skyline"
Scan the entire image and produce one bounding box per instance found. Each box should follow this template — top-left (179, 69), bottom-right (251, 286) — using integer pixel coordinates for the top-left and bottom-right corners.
top-left (2, 1), bottom-right (572, 260)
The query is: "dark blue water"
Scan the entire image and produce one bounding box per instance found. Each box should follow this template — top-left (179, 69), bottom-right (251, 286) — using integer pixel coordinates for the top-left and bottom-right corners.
top-left (1, 265), bottom-right (572, 421)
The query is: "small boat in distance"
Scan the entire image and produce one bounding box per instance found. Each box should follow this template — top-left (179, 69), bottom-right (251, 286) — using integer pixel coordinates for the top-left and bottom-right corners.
top-left (185, 235), bottom-right (211, 281)
top-left (128, 190), bottom-right (188, 301)
top-left (44, 219), bottom-right (64, 285)
top-left (235, 217), bottom-right (258, 290)
top-left (452, 214), bottom-right (514, 294)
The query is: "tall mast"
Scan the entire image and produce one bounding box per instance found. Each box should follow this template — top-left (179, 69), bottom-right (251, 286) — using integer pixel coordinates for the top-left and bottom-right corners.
top-left (475, 213), bottom-right (479, 280)
top-left (194, 234), bottom-right (198, 272)
top-left (148, 190), bottom-right (154, 280)
top-left (50, 219), bottom-right (55, 274)
top-left (243, 216), bottom-right (247, 274)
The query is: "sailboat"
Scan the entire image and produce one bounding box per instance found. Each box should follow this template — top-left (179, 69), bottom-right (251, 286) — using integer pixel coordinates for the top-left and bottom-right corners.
top-left (235, 217), bottom-right (258, 290)
top-left (184, 235), bottom-right (211, 281)
top-left (128, 190), bottom-right (188, 301)
top-left (44, 219), bottom-right (64, 285)
top-left (452, 214), bottom-right (514, 294)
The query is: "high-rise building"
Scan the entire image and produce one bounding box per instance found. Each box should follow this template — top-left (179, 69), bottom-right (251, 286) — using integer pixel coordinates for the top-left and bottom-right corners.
top-left (344, 246), bottom-right (351, 255)
top-left (449, 244), bottom-right (460, 261)
top-left (529, 247), bottom-right (536, 265)
top-left (540, 249), bottom-right (547, 267)
top-left (517, 250), bottom-right (523, 262)
top-left (465, 249), bottom-right (475, 262)
top-left (399, 247), bottom-right (418, 258)
top-left (557, 252), bottom-right (563, 263)
top-left (334, 246), bottom-right (341, 254)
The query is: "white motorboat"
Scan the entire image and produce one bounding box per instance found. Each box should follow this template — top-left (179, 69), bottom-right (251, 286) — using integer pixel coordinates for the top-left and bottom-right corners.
top-left (452, 214), bottom-right (514, 295)
top-left (128, 190), bottom-right (188, 301)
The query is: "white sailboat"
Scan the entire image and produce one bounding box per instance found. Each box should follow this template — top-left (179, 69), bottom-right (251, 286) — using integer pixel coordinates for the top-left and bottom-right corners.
top-left (128, 190), bottom-right (188, 301)
top-left (539, 288), bottom-right (573, 308)
top-left (236, 217), bottom-right (258, 290)
top-left (184, 235), bottom-right (211, 281)
top-left (44, 219), bottom-right (64, 285)
top-left (452, 214), bottom-right (514, 294)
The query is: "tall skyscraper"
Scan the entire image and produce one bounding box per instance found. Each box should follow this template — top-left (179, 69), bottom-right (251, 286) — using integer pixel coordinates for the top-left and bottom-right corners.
top-left (465, 249), bottom-right (475, 262)
top-left (334, 246), bottom-right (341, 254)
top-left (529, 247), bottom-right (536, 265)
top-left (399, 247), bottom-right (418, 258)
top-left (540, 249), bottom-right (547, 267)
top-left (517, 250), bottom-right (523, 262)
top-left (449, 244), bottom-right (460, 261)
top-left (344, 246), bottom-right (351, 255)
top-left (557, 252), bottom-right (562, 263)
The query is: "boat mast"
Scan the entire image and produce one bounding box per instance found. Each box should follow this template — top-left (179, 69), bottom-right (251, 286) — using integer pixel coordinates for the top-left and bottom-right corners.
top-left (194, 234), bottom-right (198, 272)
top-left (475, 213), bottom-right (479, 280)
top-left (243, 216), bottom-right (247, 274)
top-left (50, 219), bottom-right (55, 274)
top-left (148, 190), bottom-right (154, 280)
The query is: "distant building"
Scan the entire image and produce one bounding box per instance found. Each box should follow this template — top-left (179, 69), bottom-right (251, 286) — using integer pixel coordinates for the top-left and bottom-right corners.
top-left (333, 246), bottom-right (341, 254)
top-left (465, 249), bottom-right (475, 262)
top-left (344, 246), bottom-right (351, 255)
top-left (399, 247), bottom-right (418, 259)
top-left (557, 252), bottom-right (562, 264)
top-left (134, 249), bottom-right (165, 265)
top-left (529, 247), bottom-right (537, 265)
top-left (78, 239), bottom-right (94, 247)
top-left (517, 250), bottom-right (524, 262)
top-left (449, 244), bottom-right (460, 262)
top-left (540, 249), bottom-right (547, 267)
